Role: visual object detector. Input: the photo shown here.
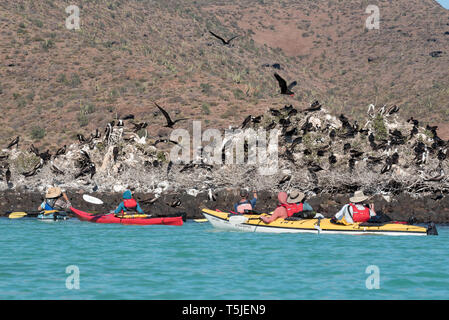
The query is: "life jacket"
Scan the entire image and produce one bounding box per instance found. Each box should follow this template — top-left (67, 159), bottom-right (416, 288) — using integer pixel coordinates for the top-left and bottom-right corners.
top-left (280, 203), bottom-right (304, 217)
top-left (236, 201), bottom-right (253, 214)
top-left (349, 203), bottom-right (371, 223)
top-left (44, 201), bottom-right (54, 211)
top-left (121, 198), bottom-right (138, 213)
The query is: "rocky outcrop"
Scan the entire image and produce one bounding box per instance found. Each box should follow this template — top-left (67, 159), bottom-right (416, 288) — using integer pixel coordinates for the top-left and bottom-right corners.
top-left (0, 102), bottom-right (448, 221)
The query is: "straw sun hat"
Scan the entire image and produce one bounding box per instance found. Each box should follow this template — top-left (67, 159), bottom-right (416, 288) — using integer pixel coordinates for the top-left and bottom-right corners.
top-left (287, 190), bottom-right (305, 203)
top-left (349, 190), bottom-right (369, 203)
top-left (45, 187), bottom-right (62, 199)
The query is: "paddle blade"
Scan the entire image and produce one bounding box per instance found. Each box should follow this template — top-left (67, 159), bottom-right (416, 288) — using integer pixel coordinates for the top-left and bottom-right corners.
top-left (83, 194), bottom-right (104, 205)
top-left (194, 218), bottom-right (209, 223)
top-left (229, 215), bottom-right (248, 224)
top-left (8, 212), bottom-right (27, 219)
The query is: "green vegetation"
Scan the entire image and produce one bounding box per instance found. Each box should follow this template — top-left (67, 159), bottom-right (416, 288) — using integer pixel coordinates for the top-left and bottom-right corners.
top-left (31, 126), bottom-right (45, 140)
top-left (41, 39), bottom-right (55, 51)
top-left (373, 114), bottom-right (388, 140)
top-left (201, 103), bottom-right (211, 115)
top-left (77, 104), bottom-right (95, 127)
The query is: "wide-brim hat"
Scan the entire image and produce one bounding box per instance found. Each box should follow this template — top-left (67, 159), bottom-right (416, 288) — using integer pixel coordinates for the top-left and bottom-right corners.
top-left (350, 190), bottom-right (369, 203)
top-left (288, 190), bottom-right (305, 203)
top-left (45, 187), bottom-right (62, 199)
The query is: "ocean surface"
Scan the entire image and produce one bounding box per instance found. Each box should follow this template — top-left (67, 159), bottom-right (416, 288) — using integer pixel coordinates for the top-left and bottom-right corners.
top-left (0, 217), bottom-right (448, 300)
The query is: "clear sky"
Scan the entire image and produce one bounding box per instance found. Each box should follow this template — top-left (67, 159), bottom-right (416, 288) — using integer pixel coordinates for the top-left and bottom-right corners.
top-left (436, 0), bottom-right (449, 9)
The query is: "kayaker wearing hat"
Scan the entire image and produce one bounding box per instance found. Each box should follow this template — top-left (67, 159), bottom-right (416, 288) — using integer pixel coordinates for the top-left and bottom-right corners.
top-left (234, 189), bottom-right (258, 214)
top-left (37, 187), bottom-right (71, 211)
top-left (332, 190), bottom-right (376, 224)
top-left (282, 189), bottom-right (314, 218)
top-left (114, 190), bottom-right (146, 217)
top-left (260, 191), bottom-right (288, 224)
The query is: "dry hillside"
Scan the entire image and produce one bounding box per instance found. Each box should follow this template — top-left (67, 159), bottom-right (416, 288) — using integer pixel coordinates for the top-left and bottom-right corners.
top-left (0, 0), bottom-right (448, 149)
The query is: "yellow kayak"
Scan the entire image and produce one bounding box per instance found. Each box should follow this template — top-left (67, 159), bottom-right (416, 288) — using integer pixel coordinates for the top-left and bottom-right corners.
top-left (201, 209), bottom-right (435, 236)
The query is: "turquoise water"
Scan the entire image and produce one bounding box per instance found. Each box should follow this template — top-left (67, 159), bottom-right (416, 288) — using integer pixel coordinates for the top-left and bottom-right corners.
top-left (0, 218), bottom-right (448, 300)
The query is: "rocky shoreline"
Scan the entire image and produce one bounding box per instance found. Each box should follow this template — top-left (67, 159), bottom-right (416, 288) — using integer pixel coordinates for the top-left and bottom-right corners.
top-left (1, 189), bottom-right (448, 224)
top-left (1, 103), bottom-right (448, 224)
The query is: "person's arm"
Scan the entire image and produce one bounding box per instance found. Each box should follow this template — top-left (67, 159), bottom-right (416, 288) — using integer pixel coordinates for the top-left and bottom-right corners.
top-left (334, 204), bottom-right (348, 220)
top-left (261, 207), bottom-right (287, 223)
top-left (253, 190), bottom-right (257, 199)
top-left (38, 202), bottom-right (44, 211)
top-left (114, 202), bottom-right (125, 214)
top-left (250, 197), bottom-right (257, 209)
top-left (62, 192), bottom-right (72, 208)
top-left (136, 203), bottom-right (144, 214)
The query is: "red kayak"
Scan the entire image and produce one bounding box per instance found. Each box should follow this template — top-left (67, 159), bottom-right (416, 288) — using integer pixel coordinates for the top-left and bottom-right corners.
top-left (70, 207), bottom-right (183, 226)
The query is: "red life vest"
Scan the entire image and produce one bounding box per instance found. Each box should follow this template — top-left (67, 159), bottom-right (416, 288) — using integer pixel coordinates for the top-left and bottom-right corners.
top-left (123, 198), bottom-right (137, 209)
top-left (281, 203), bottom-right (304, 217)
top-left (349, 203), bottom-right (371, 222)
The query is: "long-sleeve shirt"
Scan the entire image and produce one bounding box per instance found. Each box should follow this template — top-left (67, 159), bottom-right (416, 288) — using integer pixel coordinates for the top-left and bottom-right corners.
top-left (334, 204), bottom-right (375, 224)
top-left (114, 201), bottom-right (144, 214)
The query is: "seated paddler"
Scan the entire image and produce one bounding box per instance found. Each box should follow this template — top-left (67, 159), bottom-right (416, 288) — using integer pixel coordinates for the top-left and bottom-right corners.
top-left (332, 190), bottom-right (376, 224)
top-left (283, 189), bottom-right (314, 218)
top-left (38, 187), bottom-right (71, 212)
top-left (114, 190), bottom-right (145, 217)
top-left (233, 189), bottom-right (257, 214)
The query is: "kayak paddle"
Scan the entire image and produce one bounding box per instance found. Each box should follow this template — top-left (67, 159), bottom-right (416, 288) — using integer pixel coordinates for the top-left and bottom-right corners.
top-left (82, 194), bottom-right (104, 205)
top-left (8, 211), bottom-right (41, 219)
top-left (8, 212), bottom-right (28, 219)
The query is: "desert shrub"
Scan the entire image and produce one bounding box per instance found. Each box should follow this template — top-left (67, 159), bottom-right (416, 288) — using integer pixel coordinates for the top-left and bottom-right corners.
top-left (17, 97), bottom-right (27, 108)
top-left (200, 83), bottom-right (212, 95)
top-left (136, 129), bottom-right (147, 138)
top-left (57, 74), bottom-right (67, 84)
top-left (70, 74), bottom-right (81, 87)
top-left (373, 114), bottom-right (388, 140)
top-left (31, 126), bottom-right (45, 140)
top-left (80, 103), bottom-right (95, 115)
top-left (232, 89), bottom-right (245, 100)
top-left (157, 151), bottom-right (167, 162)
top-left (77, 113), bottom-right (89, 127)
top-left (201, 103), bottom-right (211, 115)
top-left (42, 39), bottom-right (55, 51)
top-left (33, 20), bottom-right (43, 28)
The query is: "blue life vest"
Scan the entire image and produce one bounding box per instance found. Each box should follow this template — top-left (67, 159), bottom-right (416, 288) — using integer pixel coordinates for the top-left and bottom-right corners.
top-left (44, 201), bottom-right (54, 210)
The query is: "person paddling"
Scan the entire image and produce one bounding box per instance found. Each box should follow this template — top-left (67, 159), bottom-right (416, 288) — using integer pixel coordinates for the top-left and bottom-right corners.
top-left (38, 187), bottom-right (71, 211)
top-left (332, 190), bottom-right (376, 224)
top-left (260, 192), bottom-right (289, 224)
top-left (233, 189), bottom-right (257, 214)
top-left (114, 190), bottom-right (146, 217)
